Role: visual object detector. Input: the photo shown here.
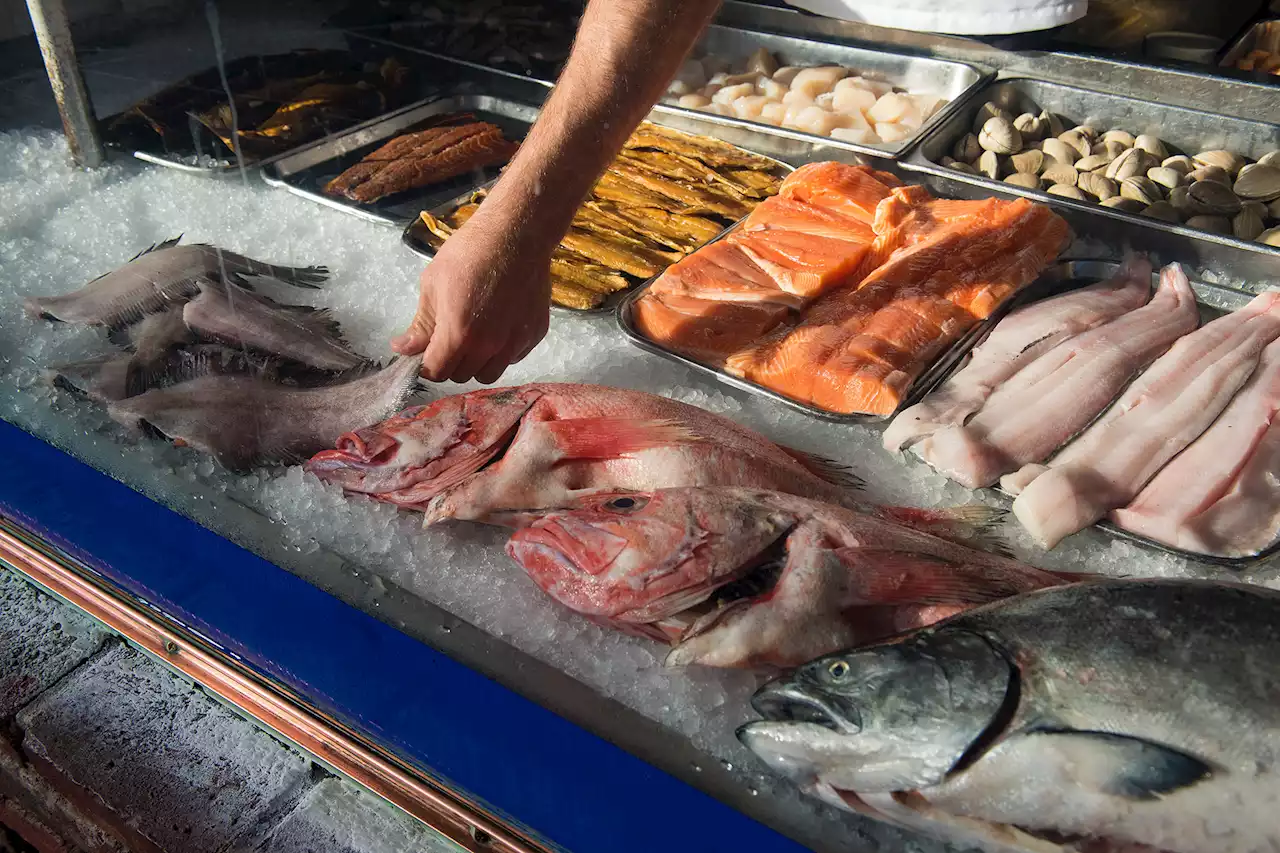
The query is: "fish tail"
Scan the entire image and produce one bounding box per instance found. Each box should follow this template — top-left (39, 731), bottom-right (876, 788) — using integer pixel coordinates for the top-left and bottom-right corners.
top-left (876, 503), bottom-right (1013, 556)
top-left (777, 444), bottom-right (865, 490)
top-left (210, 246), bottom-right (330, 289)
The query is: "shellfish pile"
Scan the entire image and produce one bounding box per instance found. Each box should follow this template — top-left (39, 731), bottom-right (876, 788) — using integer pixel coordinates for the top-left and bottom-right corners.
top-left (942, 101), bottom-right (1280, 248)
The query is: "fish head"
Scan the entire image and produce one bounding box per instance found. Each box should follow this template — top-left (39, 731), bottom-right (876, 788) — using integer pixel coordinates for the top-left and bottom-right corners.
top-left (305, 387), bottom-right (541, 505)
top-left (503, 488), bottom-right (795, 627)
top-left (738, 627), bottom-right (1013, 799)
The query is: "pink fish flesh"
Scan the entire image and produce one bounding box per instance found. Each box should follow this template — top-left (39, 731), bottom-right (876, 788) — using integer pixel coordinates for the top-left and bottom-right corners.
top-left (883, 255), bottom-right (1153, 454)
top-left (919, 263), bottom-right (1199, 489)
top-left (1010, 286), bottom-right (1280, 549)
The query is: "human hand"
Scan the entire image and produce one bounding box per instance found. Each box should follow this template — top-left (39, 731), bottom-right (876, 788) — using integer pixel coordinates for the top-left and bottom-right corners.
top-left (391, 210), bottom-right (552, 384)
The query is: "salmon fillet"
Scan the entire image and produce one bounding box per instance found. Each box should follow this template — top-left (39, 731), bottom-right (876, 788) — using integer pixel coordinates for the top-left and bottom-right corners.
top-left (633, 290), bottom-right (790, 365)
top-left (777, 163), bottom-right (900, 224)
top-left (729, 228), bottom-right (873, 299)
top-left (648, 240), bottom-right (798, 308)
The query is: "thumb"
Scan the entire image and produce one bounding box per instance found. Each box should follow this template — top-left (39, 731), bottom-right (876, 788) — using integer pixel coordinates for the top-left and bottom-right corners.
top-left (391, 312), bottom-right (433, 356)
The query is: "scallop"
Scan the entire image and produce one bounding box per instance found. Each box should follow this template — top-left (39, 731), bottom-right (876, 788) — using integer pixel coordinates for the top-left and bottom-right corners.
top-left (830, 126), bottom-right (874, 144)
top-left (677, 93), bottom-right (712, 109)
top-left (712, 82), bottom-right (756, 105)
top-left (667, 80), bottom-right (694, 97)
top-left (732, 95), bottom-right (772, 120)
top-left (842, 76), bottom-right (893, 98)
top-left (875, 122), bottom-right (913, 143)
top-left (814, 93), bottom-right (837, 111)
top-left (759, 102), bottom-right (788, 126)
top-left (790, 106), bottom-right (847, 136)
top-left (758, 77), bottom-right (789, 101)
top-left (722, 72), bottom-right (764, 88)
top-left (868, 92), bottom-right (916, 124)
top-left (708, 72), bottom-right (730, 87)
top-left (706, 103), bottom-right (735, 117)
top-left (912, 95), bottom-right (946, 122)
top-left (772, 66), bottom-right (804, 86)
top-left (790, 67), bottom-right (850, 99)
top-left (833, 85), bottom-right (876, 116)
top-left (781, 89), bottom-right (816, 108)
top-left (746, 48), bottom-right (778, 77)
top-left (677, 59), bottom-right (708, 89)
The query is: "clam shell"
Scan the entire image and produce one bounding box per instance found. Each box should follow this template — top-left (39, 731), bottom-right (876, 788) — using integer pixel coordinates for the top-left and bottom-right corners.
top-left (1041, 138), bottom-right (1078, 165)
top-left (1142, 202), bottom-right (1182, 223)
top-left (948, 161), bottom-right (978, 175)
top-left (1188, 180), bottom-right (1242, 216)
top-left (1106, 148), bottom-right (1151, 181)
top-left (1257, 151), bottom-right (1280, 168)
top-left (1010, 149), bottom-right (1045, 175)
top-left (1075, 153), bottom-right (1114, 172)
top-left (1102, 129), bottom-right (1135, 147)
top-left (1041, 111), bottom-right (1065, 138)
top-left (1013, 112), bottom-right (1047, 142)
top-left (1161, 155), bottom-right (1195, 175)
top-left (1233, 208), bottom-right (1265, 241)
top-left (1072, 125), bottom-right (1100, 142)
top-left (1188, 165), bottom-right (1230, 185)
top-left (1242, 200), bottom-right (1269, 219)
top-left (1121, 177), bottom-right (1164, 206)
top-left (953, 132), bottom-right (982, 163)
top-left (1041, 162), bottom-right (1079, 187)
top-left (1147, 167), bottom-right (1185, 190)
top-left (1233, 164), bottom-right (1280, 201)
top-left (1058, 129), bottom-right (1092, 159)
top-left (972, 103), bottom-right (1011, 134)
top-left (1077, 172), bottom-right (1118, 200)
top-left (1005, 173), bottom-right (1042, 190)
top-left (1258, 226), bottom-right (1280, 247)
top-left (1100, 196), bottom-right (1145, 212)
top-left (1101, 140), bottom-right (1128, 160)
top-left (978, 150), bottom-right (1005, 180)
top-left (1168, 185), bottom-right (1195, 214)
top-left (1268, 199), bottom-right (1280, 220)
top-left (1194, 150), bottom-right (1246, 177)
top-left (1134, 134), bottom-right (1168, 159)
top-left (979, 117), bottom-right (1022, 155)
top-left (1185, 214), bottom-right (1232, 235)
top-left (1047, 184), bottom-right (1089, 201)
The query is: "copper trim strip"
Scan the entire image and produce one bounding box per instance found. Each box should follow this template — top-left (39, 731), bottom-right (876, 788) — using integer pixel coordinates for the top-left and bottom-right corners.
top-left (0, 517), bottom-right (547, 853)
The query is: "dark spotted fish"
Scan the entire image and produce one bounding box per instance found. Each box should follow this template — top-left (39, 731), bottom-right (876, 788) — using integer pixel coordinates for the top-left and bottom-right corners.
top-left (108, 356), bottom-right (423, 470)
top-left (49, 345), bottom-right (278, 405)
top-left (25, 237), bottom-right (329, 328)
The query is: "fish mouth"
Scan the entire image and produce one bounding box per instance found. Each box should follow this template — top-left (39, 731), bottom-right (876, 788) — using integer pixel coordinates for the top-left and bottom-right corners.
top-left (505, 518), bottom-right (629, 578)
top-left (751, 682), bottom-right (852, 733)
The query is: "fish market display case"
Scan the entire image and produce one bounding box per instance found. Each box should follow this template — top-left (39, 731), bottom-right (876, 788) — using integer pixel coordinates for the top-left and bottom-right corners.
top-left (6, 2), bottom-right (1280, 853)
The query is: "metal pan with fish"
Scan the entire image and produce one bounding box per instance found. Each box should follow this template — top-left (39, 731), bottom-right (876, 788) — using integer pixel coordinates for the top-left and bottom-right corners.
top-left (261, 95), bottom-right (535, 226)
top-left (99, 48), bottom-right (420, 176)
top-left (617, 220), bottom-right (1042, 426)
top-left (404, 117), bottom-right (793, 316)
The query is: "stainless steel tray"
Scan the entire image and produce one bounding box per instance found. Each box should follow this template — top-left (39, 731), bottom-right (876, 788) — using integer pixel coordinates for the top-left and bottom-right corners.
top-left (903, 77), bottom-right (1280, 283)
top-left (261, 95), bottom-right (537, 227)
top-left (961, 260), bottom-right (1276, 569)
top-left (656, 24), bottom-right (991, 162)
top-left (1220, 19), bottom-right (1280, 70)
top-left (616, 221), bottom-right (1048, 425)
top-left (402, 102), bottom-right (794, 316)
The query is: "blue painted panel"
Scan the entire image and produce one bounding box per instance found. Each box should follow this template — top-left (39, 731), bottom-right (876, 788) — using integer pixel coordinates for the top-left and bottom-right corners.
top-left (0, 420), bottom-right (808, 853)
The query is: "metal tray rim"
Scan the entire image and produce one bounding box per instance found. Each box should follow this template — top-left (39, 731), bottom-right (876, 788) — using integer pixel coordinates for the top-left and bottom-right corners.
top-left (901, 75), bottom-right (1280, 264)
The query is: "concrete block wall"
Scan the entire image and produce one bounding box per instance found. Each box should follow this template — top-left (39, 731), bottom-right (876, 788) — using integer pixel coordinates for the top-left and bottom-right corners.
top-left (0, 567), bottom-right (464, 853)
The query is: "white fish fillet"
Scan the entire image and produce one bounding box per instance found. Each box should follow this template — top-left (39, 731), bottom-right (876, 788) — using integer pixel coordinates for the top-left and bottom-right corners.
top-left (1011, 281), bottom-right (1280, 549)
top-left (1113, 336), bottom-right (1280, 556)
top-left (919, 263), bottom-right (1198, 489)
top-left (883, 256), bottom-right (1153, 453)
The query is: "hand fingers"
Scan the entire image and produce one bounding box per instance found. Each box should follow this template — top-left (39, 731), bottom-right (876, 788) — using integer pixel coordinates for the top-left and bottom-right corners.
top-left (473, 354), bottom-right (510, 385)
top-left (391, 316), bottom-right (432, 356)
top-left (419, 326), bottom-right (465, 382)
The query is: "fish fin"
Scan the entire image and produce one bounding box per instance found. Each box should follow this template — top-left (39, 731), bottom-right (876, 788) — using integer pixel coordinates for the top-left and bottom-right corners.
top-left (836, 549), bottom-right (1045, 606)
top-left (542, 417), bottom-right (702, 459)
top-left (778, 445), bottom-right (865, 490)
top-left (1023, 729), bottom-right (1212, 800)
top-left (875, 504), bottom-right (1013, 557)
top-left (106, 325), bottom-right (134, 349)
top-left (128, 235), bottom-right (182, 262)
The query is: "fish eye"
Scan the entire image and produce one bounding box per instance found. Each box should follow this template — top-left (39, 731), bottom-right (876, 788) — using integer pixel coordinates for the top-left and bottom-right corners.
top-left (827, 660), bottom-right (850, 681)
top-left (604, 495), bottom-right (647, 512)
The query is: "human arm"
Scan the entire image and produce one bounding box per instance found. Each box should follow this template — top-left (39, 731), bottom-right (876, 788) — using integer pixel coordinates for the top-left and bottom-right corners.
top-left (391, 0), bottom-right (724, 384)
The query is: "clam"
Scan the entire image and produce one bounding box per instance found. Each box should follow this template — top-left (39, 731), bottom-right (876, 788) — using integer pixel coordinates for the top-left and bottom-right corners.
top-left (1041, 138), bottom-right (1078, 165)
top-left (1161, 155), bottom-right (1196, 175)
top-left (1013, 112), bottom-right (1047, 142)
top-left (949, 161), bottom-right (979, 175)
top-left (1005, 173), bottom-right (1042, 190)
top-left (1188, 165), bottom-right (1229, 185)
top-left (1258, 151), bottom-right (1280, 168)
top-left (1142, 202), bottom-right (1182, 223)
top-left (1075, 153), bottom-right (1114, 172)
top-left (979, 117), bottom-right (1022, 155)
top-left (1233, 208), bottom-right (1266, 241)
top-left (1188, 180), bottom-right (1242, 216)
top-left (1233, 164), bottom-right (1280, 201)
top-left (1072, 125), bottom-right (1100, 142)
top-left (1147, 167), bottom-right (1185, 190)
top-left (1077, 172), bottom-right (1118, 200)
top-left (1041, 162), bottom-right (1079, 188)
top-left (1100, 196), bottom-right (1145, 212)
top-left (1010, 149), bottom-right (1046, 175)
top-left (1058, 129), bottom-right (1093, 159)
top-left (1269, 198), bottom-right (1280, 219)
top-left (1102, 129), bottom-right (1136, 147)
top-left (1047, 184), bottom-right (1089, 201)
top-left (1100, 140), bottom-right (1128, 160)
top-left (1041, 110), bottom-right (1065, 138)
top-left (972, 102), bottom-right (1012, 134)
top-left (1134, 134), bottom-right (1168, 159)
top-left (1242, 200), bottom-right (1269, 219)
top-left (1168, 185), bottom-right (1195, 215)
top-left (1185, 214), bottom-right (1232, 235)
top-left (1121, 177), bottom-right (1164, 206)
top-left (1106, 148), bottom-right (1151, 181)
top-left (1194, 150), bottom-right (1246, 177)
top-left (1258, 226), bottom-right (1280, 247)
top-left (978, 150), bottom-right (1005, 180)
top-left (953, 132), bottom-right (982, 163)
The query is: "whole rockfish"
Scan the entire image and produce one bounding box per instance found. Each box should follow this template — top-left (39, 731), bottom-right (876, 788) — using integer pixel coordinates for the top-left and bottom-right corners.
top-left (306, 384), bottom-right (1001, 547)
top-left (739, 579), bottom-right (1280, 853)
top-left (500, 487), bottom-right (1071, 669)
